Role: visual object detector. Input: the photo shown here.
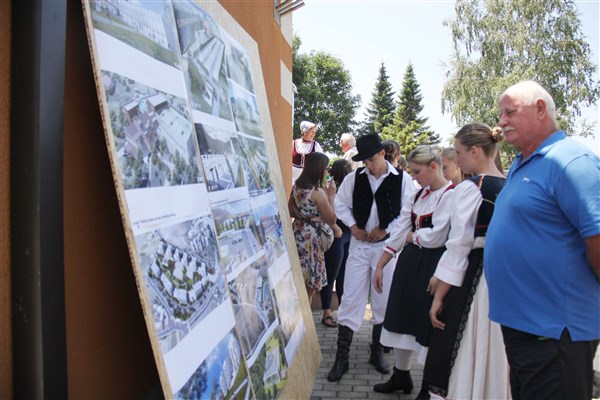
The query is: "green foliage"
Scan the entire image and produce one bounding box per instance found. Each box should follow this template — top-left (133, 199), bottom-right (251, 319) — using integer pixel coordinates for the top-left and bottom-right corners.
top-left (293, 35), bottom-right (361, 152)
top-left (381, 63), bottom-right (440, 156)
top-left (442, 0), bottom-right (599, 162)
top-left (363, 62), bottom-right (396, 135)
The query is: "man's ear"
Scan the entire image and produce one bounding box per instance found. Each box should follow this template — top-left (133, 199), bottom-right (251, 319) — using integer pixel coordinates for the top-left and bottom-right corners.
top-left (536, 98), bottom-right (547, 120)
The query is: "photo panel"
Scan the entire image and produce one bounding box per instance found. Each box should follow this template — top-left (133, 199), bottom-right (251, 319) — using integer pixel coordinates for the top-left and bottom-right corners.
top-left (209, 189), bottom-right (263, 277)
top-left (101, 70), bottom-right (201, 190)
top-left (270, 271), bottom-right (305, 363)
top-left (249, 192), bottom-right (287, 267)
top-left (90, 0), bottom-right (181, 68)
top-left (195, 123), bottom-right (247, 192)
top-left (220, 28), bottom-right (255, 94)
top-left (135, 214), bottom-right (227, 353)
top-left (174, 330), bottom-right (252, 400)
top-left (246, 327), bottom-right (288, 400)
top-left (238, 133), bottom-right (273, 197)
top-left (172, 1), bottom-right (234, 121)
top-left (228, 80), bottom-right (263, 138)
top-left (83, 0), bottom-right (314, 397)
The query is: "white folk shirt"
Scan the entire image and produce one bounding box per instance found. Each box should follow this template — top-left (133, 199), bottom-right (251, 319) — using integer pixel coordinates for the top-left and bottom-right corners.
top-left (434, 179), bottom-right (486, 287)
top-left (335, 162), bottom-right (416, 237)
top-left (384, 181), bottom-right (455, 254)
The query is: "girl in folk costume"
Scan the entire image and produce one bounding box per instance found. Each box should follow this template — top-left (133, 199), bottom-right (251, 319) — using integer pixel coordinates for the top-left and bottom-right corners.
top-left (441, 147), bottom-right (464, 184)
top-left (291, 120), bottom-right (323, 184)
top-left (288, 152), bottom-right (339, 301)
top-left (424, 123), bottom-right (510, 400)
top-left (372, 145), bottom-right (456, 399)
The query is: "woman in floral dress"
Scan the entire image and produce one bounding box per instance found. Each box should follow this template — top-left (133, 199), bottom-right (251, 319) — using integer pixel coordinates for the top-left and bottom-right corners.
top-left (289, 152), bottom-right (339, 301)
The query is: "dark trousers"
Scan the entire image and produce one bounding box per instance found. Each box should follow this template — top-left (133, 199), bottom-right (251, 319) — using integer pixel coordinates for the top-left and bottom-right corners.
top-left (501, 325), bottom-right (599, 400)
top-left (320, 230), bottom-right (350, 309)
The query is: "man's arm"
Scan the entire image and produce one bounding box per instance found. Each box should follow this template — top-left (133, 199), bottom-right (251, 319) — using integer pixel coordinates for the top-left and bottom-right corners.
top-left (586, 234), bottom-right (600, 282)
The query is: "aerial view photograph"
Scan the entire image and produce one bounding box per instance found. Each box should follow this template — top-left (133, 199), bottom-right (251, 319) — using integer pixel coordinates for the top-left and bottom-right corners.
top-left (101, 70), bottom-right (201, 190)
top-left (195, 123), bottom-right (246, 192)
top-left (173, 1), bottom-right (234, 121)
top-left (227, 257), bottom-right (277, 357)
top-left (174, 330), bottom-right (251, 400)
top-left (135, 216), bottom-right (227, 353)
top-left (90, 0), bottom-right (180, 68)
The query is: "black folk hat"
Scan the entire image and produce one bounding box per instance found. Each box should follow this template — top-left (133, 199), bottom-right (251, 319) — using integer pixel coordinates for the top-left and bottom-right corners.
top-left (352, 134), bottom-right (385, 161)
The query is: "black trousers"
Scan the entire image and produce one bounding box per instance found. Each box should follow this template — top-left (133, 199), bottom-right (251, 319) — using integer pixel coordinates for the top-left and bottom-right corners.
top-left (501, 326), bottom-right (599, 400)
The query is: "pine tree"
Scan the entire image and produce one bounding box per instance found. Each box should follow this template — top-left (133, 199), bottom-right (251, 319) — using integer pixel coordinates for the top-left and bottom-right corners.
top-left (382, 63), bottom-right (440, 156)
top-left (362, 62), bottom-right (396, 136)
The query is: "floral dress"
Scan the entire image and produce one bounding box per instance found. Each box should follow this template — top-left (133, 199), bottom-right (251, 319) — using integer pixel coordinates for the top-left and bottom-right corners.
top-left (292, 185), bottom-right (327, 290)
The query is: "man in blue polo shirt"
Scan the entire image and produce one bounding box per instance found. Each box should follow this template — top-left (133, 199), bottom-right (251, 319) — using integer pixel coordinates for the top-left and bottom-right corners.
top-left (485, 80), bottom-right (600, 400)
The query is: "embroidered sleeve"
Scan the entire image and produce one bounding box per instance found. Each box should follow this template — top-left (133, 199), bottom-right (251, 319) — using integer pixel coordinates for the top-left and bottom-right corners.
top-left (434, 181), bottom-right (482, 286)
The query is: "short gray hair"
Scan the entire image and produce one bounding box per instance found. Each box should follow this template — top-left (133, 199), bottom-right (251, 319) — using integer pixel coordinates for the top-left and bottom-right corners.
top-left (340, 133), bottom-right (356, 147)
top-left (501, 80), bottom-right (557, 123)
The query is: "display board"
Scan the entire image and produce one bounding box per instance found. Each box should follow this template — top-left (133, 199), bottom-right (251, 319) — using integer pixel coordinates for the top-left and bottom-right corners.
top-left (81, 1), bottom-right (311, 398)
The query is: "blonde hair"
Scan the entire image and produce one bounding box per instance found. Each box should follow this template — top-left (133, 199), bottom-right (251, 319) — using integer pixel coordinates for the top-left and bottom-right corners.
top-left (407, 145), bottom-right (443, 165)
top-left (441, 147), bottom-right (457, 161)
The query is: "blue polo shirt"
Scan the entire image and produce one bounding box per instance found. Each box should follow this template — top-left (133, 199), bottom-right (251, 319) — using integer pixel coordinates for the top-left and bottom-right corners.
top-left (485, 131), bottom-right (600, 341)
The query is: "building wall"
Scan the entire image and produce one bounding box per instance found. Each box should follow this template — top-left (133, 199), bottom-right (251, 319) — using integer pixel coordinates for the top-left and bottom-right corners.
top-left (0, 0), bottom-right (12, 398)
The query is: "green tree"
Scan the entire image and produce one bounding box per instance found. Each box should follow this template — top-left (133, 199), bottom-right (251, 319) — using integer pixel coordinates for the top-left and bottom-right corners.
top-left (293, 35), bottom-right (361, 152)
top-left (442, 0), bottom-right (599, 162)
top-left (362, 62), bottom-right (396, 135)
top-left (382, 63), bottom-right (439, 156)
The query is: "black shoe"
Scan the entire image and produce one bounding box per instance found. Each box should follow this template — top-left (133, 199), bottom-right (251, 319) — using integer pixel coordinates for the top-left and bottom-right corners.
top-left (369, 323), bottom-right (390, 374)
top-left (373, 367), bottom-right (413, 394)
top-left (369, 343), bottom-right (390, 374)
top-left (326, 325), bottom-right (354, 382)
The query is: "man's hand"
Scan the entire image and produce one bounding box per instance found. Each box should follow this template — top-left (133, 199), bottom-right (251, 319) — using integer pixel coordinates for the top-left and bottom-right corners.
top-left (351, 224), bottom-right (367, 241)
top-left (367, 227), bottom-right (388, 243)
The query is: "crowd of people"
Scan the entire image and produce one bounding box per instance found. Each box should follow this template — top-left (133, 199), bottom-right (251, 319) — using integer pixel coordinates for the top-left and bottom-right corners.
top-left (289, 81), bottom-right (599, 400)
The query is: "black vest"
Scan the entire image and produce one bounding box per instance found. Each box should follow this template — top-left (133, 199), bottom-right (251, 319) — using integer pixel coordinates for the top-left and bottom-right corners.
top-left (352, 167), bottom-right (403, 230)
top-left (466, 175), bottom-right (506, 237)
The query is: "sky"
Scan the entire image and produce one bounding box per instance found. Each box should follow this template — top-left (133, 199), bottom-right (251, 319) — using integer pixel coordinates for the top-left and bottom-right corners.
top-left (292, 0), bottom-right (600, 153)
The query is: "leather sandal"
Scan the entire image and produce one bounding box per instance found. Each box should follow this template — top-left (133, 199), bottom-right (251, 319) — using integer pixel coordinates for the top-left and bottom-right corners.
top-left (321, 316), bottom-right (338, 328)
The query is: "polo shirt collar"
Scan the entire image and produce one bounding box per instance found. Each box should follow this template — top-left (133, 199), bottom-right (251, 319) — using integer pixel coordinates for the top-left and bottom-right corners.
top-left (513, 130), bottom-right (565, 168)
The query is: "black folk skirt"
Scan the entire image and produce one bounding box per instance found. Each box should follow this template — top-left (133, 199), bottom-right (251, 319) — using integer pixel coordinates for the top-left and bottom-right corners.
top-left (423, 248), bottom-right (485, 397)
top-left (383, 243), bottom-right (446, 348)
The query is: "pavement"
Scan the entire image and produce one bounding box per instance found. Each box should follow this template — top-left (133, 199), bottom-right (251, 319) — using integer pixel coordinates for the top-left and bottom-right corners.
top-left (310, 306), bottom-right (424, 400)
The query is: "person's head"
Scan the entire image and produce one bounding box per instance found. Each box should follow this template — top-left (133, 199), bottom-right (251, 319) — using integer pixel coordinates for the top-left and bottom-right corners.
top-left (407, 145), bottom-right (444, 188)
top-left (295, 152), bottom-right (330, 189)
top-left (441, 147), bottom-right (463, 183)
top-left (339, 132), bottom-right (356, 153)
top-left (498, 81), bottom-right (558, 153)
top-left (382, 139), bottom-right (401, 167)
top-left (352, 134), bottom-right (387, 176)
top-left (329, 159), bottom-right (352, 188)
top-left (398, 156), bottom-right (408, 171)
top-left (454, 122), bottom-right (505, 175)
top-left (300, 120), bottom-right (318, 142)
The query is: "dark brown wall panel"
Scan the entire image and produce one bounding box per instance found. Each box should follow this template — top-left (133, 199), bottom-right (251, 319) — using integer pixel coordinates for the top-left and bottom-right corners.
top-left (63, 2), bottom-right (160, 397)
top-left (0, 0), bottom-right (12, 397)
